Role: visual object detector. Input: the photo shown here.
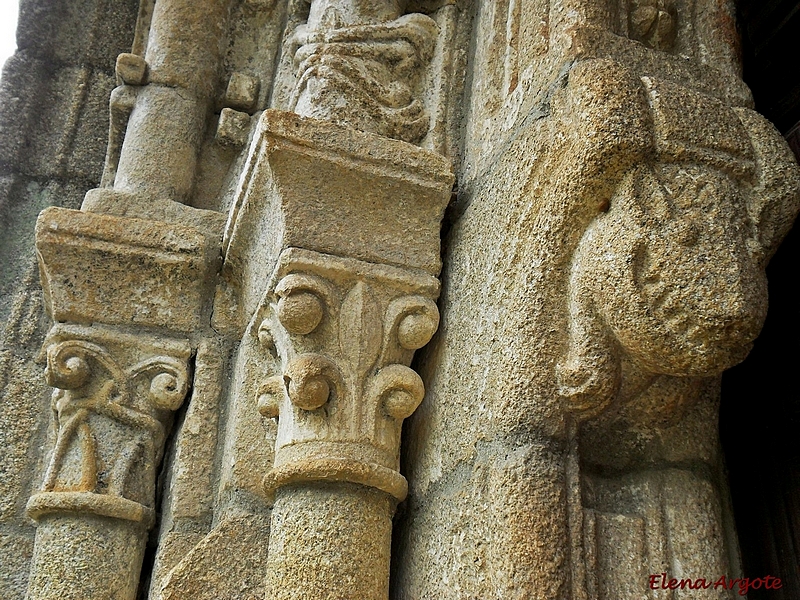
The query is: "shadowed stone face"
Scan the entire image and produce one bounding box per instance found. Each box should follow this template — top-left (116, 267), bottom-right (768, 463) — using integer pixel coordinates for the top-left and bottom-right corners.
top-left (555, 73), bottom-right (800, 421)
top-left (593, 161), bottom-right (767, 377)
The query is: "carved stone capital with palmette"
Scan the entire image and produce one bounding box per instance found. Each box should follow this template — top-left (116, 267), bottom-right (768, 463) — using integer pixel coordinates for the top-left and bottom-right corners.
top-left (256, 248), bottom-right (440, 501)
top-left (219, 105), bottom-right (453, 600)
top-left (220, 109), bottom-right (452, 503)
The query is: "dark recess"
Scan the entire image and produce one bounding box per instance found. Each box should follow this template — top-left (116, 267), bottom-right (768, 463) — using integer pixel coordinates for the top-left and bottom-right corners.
top-left (721, 2), bottom-right (800, 597)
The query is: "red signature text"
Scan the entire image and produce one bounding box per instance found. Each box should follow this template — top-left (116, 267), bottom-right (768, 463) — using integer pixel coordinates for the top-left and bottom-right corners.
top-left (649, 573), bottom-right (782, 596)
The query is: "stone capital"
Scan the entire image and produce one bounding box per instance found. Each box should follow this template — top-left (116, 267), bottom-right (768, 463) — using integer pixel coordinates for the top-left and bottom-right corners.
top-left (27, 324), bottom-right (192, 526)
top-left (220, 109), bottom-right (453, 502)
top-left (29, 198), bottom-right (227, 528)
top-left (257, 248), bottom-right (441, 500)
top-left (221, 108), bottom-right (453, 332)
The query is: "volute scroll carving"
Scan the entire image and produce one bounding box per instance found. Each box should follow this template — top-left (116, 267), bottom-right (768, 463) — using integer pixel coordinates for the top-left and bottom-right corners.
top-left (255, 248), bottom-right (440, 501)
top-left (27, 325), bottom-right (192, 525)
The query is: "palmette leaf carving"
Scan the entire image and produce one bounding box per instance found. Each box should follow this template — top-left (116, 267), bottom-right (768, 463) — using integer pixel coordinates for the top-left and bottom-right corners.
top-left (339, 281), bottom-right (383, 377)
top-left (256, 249), bottom-right (441, 500)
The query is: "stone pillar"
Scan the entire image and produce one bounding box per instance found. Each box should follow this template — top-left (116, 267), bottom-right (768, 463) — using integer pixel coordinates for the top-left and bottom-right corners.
top-left (392, 0), bottom-right (800, 596)
top-left (25, 208), bottom-right (220, 600)
top-left (266, 485), bottom-right (394, 599)
top-left (222, 109), bottom-right (453, 599)
top-left (84, 0), bottom-right (231, 215)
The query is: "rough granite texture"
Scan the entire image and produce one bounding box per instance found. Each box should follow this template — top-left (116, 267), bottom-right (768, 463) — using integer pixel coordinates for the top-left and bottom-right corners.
top-left (0, 0), bottom-right (798, 599)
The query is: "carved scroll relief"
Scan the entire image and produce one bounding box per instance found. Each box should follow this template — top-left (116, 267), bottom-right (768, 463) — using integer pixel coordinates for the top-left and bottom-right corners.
top-left (28, 325), bottom-right (191, 526)
top-left (31, 206), bottom-right (221, 519)
top-left (256, 249), bottom-right (440, 500)
top-left (288, 0), bottom-right (440, 143)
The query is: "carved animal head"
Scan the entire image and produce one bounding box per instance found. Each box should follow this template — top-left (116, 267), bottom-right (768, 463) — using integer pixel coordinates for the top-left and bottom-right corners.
top-left (557, 75), bottom-right (800, 420)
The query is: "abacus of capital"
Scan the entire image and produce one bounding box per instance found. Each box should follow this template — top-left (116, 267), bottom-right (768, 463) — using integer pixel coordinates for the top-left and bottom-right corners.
top-left (0, 0), bottom-right (798, 598)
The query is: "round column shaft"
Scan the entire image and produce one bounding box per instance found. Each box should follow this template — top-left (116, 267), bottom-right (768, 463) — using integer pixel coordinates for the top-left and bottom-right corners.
top-left (266, 483), bottom-right (394, 600)
top-left (26, 514), bottom-right (146, 600)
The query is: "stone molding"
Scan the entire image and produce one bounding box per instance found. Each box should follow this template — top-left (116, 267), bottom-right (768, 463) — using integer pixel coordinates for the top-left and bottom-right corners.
top-left (36, 207), bottom-right (221, 332)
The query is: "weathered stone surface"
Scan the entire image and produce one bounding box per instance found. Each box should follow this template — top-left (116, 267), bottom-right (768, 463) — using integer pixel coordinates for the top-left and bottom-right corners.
top-left (116, 52), bottom-right (148, 86)
top-left (27, 515), bottom-right (146, 600)
top-left (36, 207), bottom-right (221, 332)
top-left (216, 107), bottom-right (252, 147)
top-left (266, 484), bottom-right (393, 600)
top-left (395, 0), bottom-right (800, 595)
top-left (154, 512), bottom-right (272, 600)
top-left (0, 3), bottom-right (139, 598)
top-left (224, 72), bottom-right (260, 112)
top-left (222, 109), bottom-right (453, 334)
top-left (0, 530), bottom-right (34, 598)
top-left (1, 0), bottom-right (799, 598)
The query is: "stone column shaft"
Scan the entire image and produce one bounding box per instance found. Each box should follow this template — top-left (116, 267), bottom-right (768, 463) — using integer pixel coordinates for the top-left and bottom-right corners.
top-left (223, 109), bottom-right (453, 599)
top-left (100, 0), bottom-right (231, 206)
top-left (266, 484), bottom-right (393, 600)
top-left (26, 516), bottom-right (147, 600)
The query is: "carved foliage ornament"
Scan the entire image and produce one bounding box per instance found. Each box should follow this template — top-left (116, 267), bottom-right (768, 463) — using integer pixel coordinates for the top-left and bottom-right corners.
top-left (255, 249), bottom-right (439, 501)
